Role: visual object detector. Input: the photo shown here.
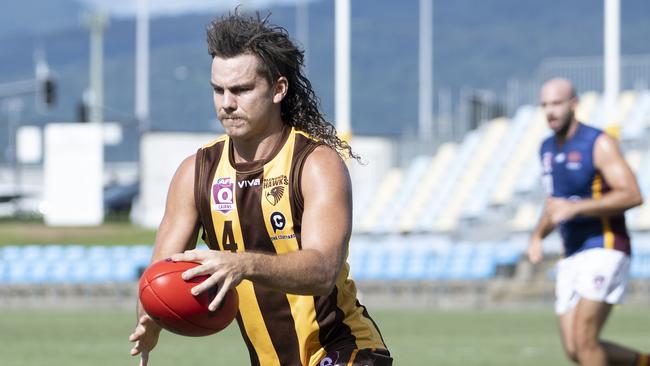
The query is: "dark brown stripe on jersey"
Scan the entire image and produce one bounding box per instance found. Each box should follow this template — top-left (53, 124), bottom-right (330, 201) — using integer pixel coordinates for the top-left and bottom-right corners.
top-left (196, 142), bottom-right (225, 250)
top-left (314, 287), bottom-right (356, 351)
top-left (357, 300), bottom-right (388, 348)
top-left (236, 169), bottom-right (302, 365)
top-left (289, 134), bottom-right (321, 249)
top-left (235, 313), bottom-right (260, 366)
top-left (252, 286), bottom-right (303, 365)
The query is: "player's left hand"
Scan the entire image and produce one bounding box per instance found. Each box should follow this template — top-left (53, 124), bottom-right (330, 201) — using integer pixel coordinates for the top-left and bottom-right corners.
top-left (546, 197), bottom-right (578, 225)
top-left (171, 249), bottom-right (244, 311)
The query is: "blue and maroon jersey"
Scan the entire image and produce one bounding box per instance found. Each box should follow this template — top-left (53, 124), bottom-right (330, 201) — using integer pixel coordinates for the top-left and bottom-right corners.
top-left (540, 122), bottom-right (630, 257)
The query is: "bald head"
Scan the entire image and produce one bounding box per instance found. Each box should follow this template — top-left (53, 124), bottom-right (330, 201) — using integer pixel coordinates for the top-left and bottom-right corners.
top-left (540, 78), bottom-right (577, 101)
top-left (540, 78), bottom-right (578, 136)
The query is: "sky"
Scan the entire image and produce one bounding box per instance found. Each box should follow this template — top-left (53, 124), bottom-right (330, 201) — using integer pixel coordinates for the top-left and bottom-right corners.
top-left (79, 0), bottom-right (314, 17)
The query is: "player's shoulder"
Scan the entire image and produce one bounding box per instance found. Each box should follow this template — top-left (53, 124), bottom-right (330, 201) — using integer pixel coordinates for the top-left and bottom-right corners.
top-left (306, 144), bottom-right (345, 166)
top-left (177, 153), bottom-right (197, 177)
top-left (593, 130), bottom-right (621, 154)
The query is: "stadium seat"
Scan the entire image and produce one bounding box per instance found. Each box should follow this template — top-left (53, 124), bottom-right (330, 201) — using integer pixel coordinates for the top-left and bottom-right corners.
top-left (493, 107), bottom-right (548, 206)
top-left (622, 91), bottom-right (650, 141)
top-left (110, 245), bottom-right (131, 261)
top-left (435, 118), bottom-right (508, 231)
top-left (113, 260), bottom-right (140, 282)
top-left (575, 91), bottom-right (599, 123)
top-left (467, 243), bottom-right (497, 280)
top-left (348, 237), bottom-right (372, 278)
top-left (22, 245), bottom-right (43, 262)
top-left (442, 243), bottom-right (475, 280)
top-left (372, 156), bottom-right (433, 233)
top-left (357, 169), bottom-right (403, 233)
top-left (2, 245), bottom-right (21, 261)
top-left (7, 262), bottom-right (31, 284)
top-left (494, 241), bottom-right (524, 266)
top-left (403, 241), bottom-right (435, 280)
top-left (361, 245), bottom-right (388, 280)
top-left (28, 261), bottom-right (50, 284)
top-left (384, 245), bottom-right (409, 280)
top-left (129, 245), bottom-right (153, 268)
top-left (87, 245), bottom-right (109, 261)
top-left (43, 245), bottom-right (64, 262)
top-left (62, 245), bottom-right (86, 262)
top-left (399, 143), bottom-right (456, 232)
top-left (0, 261), bottom-right (5, 283)
top-left (414, 130), bottom-right (482, 232)
top-left (631, 250), bottom-right (650, 279)
top-left (88, 260), bottom-right (113, 283)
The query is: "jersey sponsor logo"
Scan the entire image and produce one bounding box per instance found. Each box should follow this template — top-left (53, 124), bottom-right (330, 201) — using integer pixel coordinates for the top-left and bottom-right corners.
top-left (318, 351), bottom-right (340, 366)
top-left (566, 151), bottom-right (582, 170)
top-left (212, 177), bottom-right (235, 214)
top-left (270, 233), bottom-right (296, 241)
top-left (270, 211), bottom-right (286, 232)
top-left (237, 178), bottom-right (261, 188)
top-left (568, 151), bottom-right (582, 162)
top-left (555, 153), bottom-right (566, 163)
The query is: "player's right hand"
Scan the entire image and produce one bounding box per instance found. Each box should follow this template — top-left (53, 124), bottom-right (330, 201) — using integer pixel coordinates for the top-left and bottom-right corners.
top-left (527, 238), bottom-right (544, 264)
top-left (129, 314), bottom-right (162, 360)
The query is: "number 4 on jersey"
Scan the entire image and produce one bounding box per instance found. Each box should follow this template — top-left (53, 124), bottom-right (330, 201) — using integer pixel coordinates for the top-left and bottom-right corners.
top-left (221, 221), bottom-right (238, 252)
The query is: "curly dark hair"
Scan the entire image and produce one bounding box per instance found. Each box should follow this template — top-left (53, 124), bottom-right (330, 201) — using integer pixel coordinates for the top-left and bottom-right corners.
top-left (206, 11), bottom-right (359, 161)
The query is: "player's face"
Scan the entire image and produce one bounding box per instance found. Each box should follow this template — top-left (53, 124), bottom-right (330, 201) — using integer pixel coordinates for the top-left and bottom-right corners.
top-left (211, 54), bottom-right (283, 140)
top-left (540, 86), bottom-right (576, 134)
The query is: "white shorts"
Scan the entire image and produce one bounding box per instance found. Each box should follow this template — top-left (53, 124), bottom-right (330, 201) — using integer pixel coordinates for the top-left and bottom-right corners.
top-left (554, 248), bottom-right (630, 315)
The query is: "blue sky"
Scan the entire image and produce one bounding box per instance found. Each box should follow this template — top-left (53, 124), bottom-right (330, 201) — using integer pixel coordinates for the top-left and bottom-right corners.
top-left (79, 0), bottom-right (314, 17)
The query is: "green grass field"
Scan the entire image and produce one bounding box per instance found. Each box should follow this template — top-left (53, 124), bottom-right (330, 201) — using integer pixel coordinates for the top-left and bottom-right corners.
top-left (0, 220), bottom-right (157, 245)
top-left (1, 306), bottom-right (648, 365)
top-left (1, 222), bottom-right (647, 365)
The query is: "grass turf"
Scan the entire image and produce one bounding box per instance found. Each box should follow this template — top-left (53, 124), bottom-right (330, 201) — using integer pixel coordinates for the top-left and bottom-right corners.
top-left (1, 306), bottom-right (648, 365)
top-left (0, 221), bottom-right (156, 245)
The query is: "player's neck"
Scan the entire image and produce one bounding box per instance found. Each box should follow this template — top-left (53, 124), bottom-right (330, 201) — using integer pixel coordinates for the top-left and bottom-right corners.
top-left (555, 119), bottom-right (579, 146)
top-left (231, 122), bottom-right (287, 163)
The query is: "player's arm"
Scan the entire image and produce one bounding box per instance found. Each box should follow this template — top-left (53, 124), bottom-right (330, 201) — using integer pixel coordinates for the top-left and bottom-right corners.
top-left (527, 202), bottom-right (555, 264)
top-left (129, 154), bottom-right (200, 358)
top-left (175, 146), bottom-right (351, 309)
top-left (573, 133), bottom-right (643, 216)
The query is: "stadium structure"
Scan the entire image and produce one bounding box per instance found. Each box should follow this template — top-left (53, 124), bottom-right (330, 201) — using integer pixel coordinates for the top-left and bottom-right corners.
top-left (0, 0), bottom-right (650, 310)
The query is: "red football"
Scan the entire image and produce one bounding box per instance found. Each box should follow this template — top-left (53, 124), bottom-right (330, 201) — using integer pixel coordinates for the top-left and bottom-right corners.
top-left (139, 259), bottom-right (238, 337)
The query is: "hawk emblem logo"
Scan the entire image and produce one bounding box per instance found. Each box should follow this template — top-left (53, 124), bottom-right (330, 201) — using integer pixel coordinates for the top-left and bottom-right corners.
top-left (265, 186), bottom-right (284, 206)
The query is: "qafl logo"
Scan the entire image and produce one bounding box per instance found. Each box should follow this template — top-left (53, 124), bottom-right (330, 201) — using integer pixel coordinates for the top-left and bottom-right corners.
top-left (212, 177), bottom-right (235, 215)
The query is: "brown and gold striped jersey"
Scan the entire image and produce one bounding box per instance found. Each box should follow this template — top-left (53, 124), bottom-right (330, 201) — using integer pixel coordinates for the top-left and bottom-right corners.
top-left (194, 126), bottom-right (388, 366)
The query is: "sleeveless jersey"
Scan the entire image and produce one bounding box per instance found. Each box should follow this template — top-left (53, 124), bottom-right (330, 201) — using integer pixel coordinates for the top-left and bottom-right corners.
top-left (540, 122), bottom-right (630, 257)
top-left (194, 126), bottom-right (388, 366)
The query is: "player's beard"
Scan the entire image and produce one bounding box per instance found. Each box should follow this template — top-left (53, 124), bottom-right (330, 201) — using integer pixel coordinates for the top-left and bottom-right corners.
top-left (554, 111), bottom-right (574, 138)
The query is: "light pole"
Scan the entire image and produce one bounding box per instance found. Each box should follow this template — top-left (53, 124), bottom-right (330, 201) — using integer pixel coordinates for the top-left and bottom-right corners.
top-left (419, 0), bottom-right (433, 143)
top-left (82, 11), bottom-right (109, 124)
top-left (335, 0), bottom-right (351, 137)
